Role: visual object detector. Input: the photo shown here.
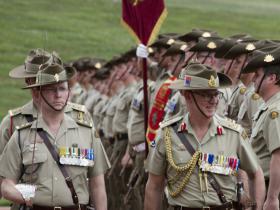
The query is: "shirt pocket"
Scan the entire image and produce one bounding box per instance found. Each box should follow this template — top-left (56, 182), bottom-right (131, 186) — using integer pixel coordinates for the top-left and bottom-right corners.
top-left (117, 100), bottom-right (127, 111)
top-left (21, 143), bottom-right (48, 181)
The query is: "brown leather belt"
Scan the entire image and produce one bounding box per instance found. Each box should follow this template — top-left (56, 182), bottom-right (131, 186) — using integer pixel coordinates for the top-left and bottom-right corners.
top-left (32, 204), bottom-right (87, 210)
top-left (173, 201), bottom-right (238, 210)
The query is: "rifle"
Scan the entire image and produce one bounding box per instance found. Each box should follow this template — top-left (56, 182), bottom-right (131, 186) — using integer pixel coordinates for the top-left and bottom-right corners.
top-left (119, 156), bottom-right (131, 177)
top-left (236, 181), bottom-right (256, 210)
top-left (123, 173), bottom-right (139, 205)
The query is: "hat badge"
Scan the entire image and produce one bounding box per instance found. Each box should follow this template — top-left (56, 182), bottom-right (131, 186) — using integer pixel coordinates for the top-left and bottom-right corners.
top-left (207, 42), bottom-right (217, 49)
top-left (167, 39), bottom-right (175, 45)
top-left (202, 32), bottom-right (211, 38)
top-left (54, 73), bottom-right (60, 82)
top-left (208, 75), bottom-right (217, 88)
top-left (245, 43), bottom-right (256, 51)
top-left (264, 54), bottom-right (274, 63)
top-left (95, 62), bottom-right (102, 69)
top-left (180, 44), bottom-right (187, 51)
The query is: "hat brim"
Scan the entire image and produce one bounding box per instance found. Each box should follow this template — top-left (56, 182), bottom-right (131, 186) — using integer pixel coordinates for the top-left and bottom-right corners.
top-left (169, 72), bottom-right (232, 90)
top-left (9, 65), bottom-right (37, 79)
top-left (23, 66), bottom-right (76, 89)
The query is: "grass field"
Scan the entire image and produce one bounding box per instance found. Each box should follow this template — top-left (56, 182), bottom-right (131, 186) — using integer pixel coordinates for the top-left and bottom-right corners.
top-left (0, 0), bottom-right (280, 205)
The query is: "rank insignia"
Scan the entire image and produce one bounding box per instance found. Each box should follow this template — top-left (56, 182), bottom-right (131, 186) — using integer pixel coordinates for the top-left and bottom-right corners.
top-left (252, 93), bottom-right (260, 100)
top-left (184, 75), bottom-right (192, 87)
top-left (270, 111), bottom-right (279, 119)
top-left (239, 87), bottom-right (246, 95)
top-left (217, 125), bottom-right (223, 135)
top-left (208, 75), bottom-right (217, 88)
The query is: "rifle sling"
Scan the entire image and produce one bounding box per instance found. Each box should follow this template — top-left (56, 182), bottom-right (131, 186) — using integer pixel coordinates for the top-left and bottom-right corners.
top-left (37, 128), bottom-right (79, 205)
top-left (171, 124), bottom-right (227, 204)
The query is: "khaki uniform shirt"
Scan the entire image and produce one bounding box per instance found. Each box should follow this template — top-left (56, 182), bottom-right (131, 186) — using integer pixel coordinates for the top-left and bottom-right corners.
top-left (147, 114), bottom-right (259, 207)
top-left (103, 95), bottom-right (119, 139)
top-left (92, 95), bottom-right (108, 130)
top-left (112, 82), bottom-right (138, 134)
top-left (0, 114), bottom-right (110, 206)
top-left (237, 84), bottom-right (264, 136)
top-left (227, 81), bottom-right (246, 121)
top-left (216, 87), bottom-right (232, 117)
top-left (250, 91), bottom-right (280, 179)
top-left (70, 83), bottom-right (84, 104)
top-left (128, 81), bottom-right (154, 146)
top-left (84, 89), bottom-right (101, 113)
top-left (163, 91), bottom-right (187, 121)
top-left (0, 101), bottom-right (92, 156)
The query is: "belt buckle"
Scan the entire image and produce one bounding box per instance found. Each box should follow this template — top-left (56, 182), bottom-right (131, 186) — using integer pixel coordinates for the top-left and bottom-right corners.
top-left (54, 207), bottom-right (62, 210)
top-left (202, 207), bottom-right (210, 210)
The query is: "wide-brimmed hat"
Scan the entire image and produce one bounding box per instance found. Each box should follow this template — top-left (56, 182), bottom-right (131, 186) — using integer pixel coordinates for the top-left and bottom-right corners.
top-left (169, 62), bottom-right (232, 90)
top-left (9, 49), bottom-right (61, 79)
top-left (162, 41), bottom-right (188, 57)
top-left (242, 47), bottom-right (280, 74)
top-left (178, 29), bottom-right (219, 43)
top-left (189, 37), bottom-right (223, 53)
top-left (23, 63), bottom-right (76, 89)
top-left (149, 37), bottom-right (176, 49)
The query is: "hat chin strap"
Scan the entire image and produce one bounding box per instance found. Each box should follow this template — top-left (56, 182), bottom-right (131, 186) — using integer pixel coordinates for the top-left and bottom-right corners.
top-left (190, 92), bottom-right (211, 119)
top-left (40, 91), bottom-right (69, 112)
top-left (256, 74), bottom-right (266, 94)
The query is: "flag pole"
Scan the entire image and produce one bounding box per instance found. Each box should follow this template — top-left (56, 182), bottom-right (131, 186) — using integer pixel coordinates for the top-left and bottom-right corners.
top-left (142, 57), bottom-right (149, 157)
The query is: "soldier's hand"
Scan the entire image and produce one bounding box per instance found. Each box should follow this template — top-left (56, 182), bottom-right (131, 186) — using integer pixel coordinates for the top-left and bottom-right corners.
top-left (263, 197), bottom-right (279, 210)
top-left (121, 153), bottom-right (133, 167)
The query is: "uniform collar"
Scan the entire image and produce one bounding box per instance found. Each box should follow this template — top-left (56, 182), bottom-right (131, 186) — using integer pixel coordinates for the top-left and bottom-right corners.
top-left (177, 113), bottom-right (226, 137)
top-left (265, 91), bottom-right (280, 107)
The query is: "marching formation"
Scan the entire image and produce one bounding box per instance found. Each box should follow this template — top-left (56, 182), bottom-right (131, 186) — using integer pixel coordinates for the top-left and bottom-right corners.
top-left (1, 28), bottom-right (280, 210)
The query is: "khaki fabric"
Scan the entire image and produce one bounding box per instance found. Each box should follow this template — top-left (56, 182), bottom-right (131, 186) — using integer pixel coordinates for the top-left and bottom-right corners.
top-left (112, 82), bottom-right (138, 134)
top-left (128, 80), bottom-right (154, 146)
top-left (70, 83), bottom-right (84, 104)
top-left (103, 96), bottom-right (119, 138)
top-left (250, 91), bottom-right (280, 179)
top-left (92, 96), bottom-right (109, 130)
top-left (0, 114), bottom-right (110, 206)
top-left (0, 101), bottom-right (92, 156)
top-left (84, 89), bottom-right (101, 114)
top-left (216, 87), bottom-right (232, 117)
top-left (146, 114), bottom-right (259, 207)
top-left (237, 83), bottom-right (264, 136)
top-left (163, 91), bottom-right (187, 121)
top-left (227, 81), bottom-right (246, 121)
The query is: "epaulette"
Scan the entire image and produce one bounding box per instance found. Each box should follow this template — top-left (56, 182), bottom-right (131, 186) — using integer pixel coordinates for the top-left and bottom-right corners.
top-left (76, 120), bottom-right (93, 128)
top-left (15, 122), bottom-right (32, 130)
top-left (239, 87), bottom-right (246, 95)
top-left (216, 117), bottom-right (242, 133)
top-left (159, 116), bottom-right (183, 128)
top-left (9, 107), bottom-right (23, 117)
top-left (67, 102), bottom-right (86, 113)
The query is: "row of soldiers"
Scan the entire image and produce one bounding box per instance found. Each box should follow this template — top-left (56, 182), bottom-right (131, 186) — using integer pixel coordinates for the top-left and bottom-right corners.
top-left (0, 27), bottom-right (280, 209)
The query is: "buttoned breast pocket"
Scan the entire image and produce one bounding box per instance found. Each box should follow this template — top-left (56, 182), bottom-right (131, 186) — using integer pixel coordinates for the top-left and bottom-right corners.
top-left (21, 143), bottom-right (48, 181)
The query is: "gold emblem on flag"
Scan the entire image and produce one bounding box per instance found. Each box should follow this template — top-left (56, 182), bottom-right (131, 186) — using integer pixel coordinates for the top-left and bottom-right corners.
top-left (245, 43), bottom-right (256, 51)
top-left (208, 75), bottom-right (217, 87)
top-left (207, 42), bottom-right (217, 49)
top-left (54, 74), bottom-right (60, 82)
top-left (129, 0), bottom-right (144, 6)
top-left (264, 54), bottom-right (274, 63)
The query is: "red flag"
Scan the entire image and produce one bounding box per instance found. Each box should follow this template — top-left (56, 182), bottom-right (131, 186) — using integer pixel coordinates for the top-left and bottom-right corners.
top-left (121, 0), bottom-right (167, 45)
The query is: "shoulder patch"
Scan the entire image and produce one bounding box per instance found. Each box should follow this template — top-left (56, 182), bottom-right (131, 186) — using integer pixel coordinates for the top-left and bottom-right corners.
top-left (251, 93), bottom-right (260, 100)
top-left (67, 102), bottom-right (86, 112)
top-left (9, 107), bottom-right (23, 117)
top-left (239, 87), bottom-right (246, 95)
top-left (270, 111), bottom-right (279, 119)
top-left (217, 117), bottom-right (242, 133)
top-left (15, 122), bottom-right (32, 130)
top-left (159, 116), bottom-right (183, 128)
top-left (76, 120), bottom-right (93, 128)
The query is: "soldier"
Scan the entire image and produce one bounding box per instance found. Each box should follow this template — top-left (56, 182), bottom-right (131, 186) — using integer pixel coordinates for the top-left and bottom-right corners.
top-left (0, 63), bottom-right (110, 210)
top-left (242, 48), bottom-right (280, 209)
top-left (144, 62), bottom-right (265, 210)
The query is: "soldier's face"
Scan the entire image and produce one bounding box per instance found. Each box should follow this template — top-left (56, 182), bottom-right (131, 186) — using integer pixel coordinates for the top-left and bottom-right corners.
top-left (226, 54), bottom-right (247, 80)
top-left (40, 82), bottom-right (69, 111)
top-left (253, 67), bottom-right (276, 97)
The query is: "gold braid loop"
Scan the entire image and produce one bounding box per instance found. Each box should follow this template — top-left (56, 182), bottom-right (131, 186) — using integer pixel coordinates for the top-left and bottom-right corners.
top-left (164, 127), bottom-right (201, 197)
